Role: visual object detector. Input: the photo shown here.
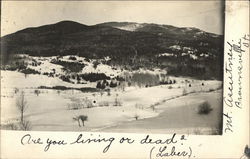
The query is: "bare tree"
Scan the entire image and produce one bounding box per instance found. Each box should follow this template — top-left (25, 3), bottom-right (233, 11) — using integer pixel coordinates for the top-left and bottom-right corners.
top-left (16, 91), bottom-right (28, 123)
top-left (73, 115), bottom-right (88, 127)
top-left (150, 105), bottom-right (156, 112)
top-left (113, 94), bottom-right (122, 106)
top-left (20, 120), bottom-right (31, 131)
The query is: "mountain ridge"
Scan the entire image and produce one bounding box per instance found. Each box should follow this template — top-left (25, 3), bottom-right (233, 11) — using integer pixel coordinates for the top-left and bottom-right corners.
top-left (2, 20), bottom-right (221, 38)
top-left (0, 20), bottom-right (224, 79)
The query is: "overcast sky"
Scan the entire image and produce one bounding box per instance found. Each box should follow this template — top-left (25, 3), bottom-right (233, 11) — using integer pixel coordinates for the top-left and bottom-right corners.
top-left (1, 1), bottom-right (224, 36)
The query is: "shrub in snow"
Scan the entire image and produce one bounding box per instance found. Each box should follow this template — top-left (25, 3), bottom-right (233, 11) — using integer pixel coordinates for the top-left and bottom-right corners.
top-left (168, 86), bottom-right (173, 89)
top-left (208, 88), bottom-right (215, 92)
top-left (14, 88), bottom-right (19, 94)
top-left (52, 68), bottom-right (56, 74)
top-left (134, 114), bottom-right (139, 120)
top-left (198, 101), bottom-right (213, 114)
top-left (100, 91), bottom-right (104, 96)
top-left (127, 82), bottom-right (132, 87)
top-left (67, 98), bottom-right (82, 110)
top-left (169, 80), bottom-right (172, 84)
top-left (107, 90), bottom-right (111, 96)
top-left (103, 101), bottom-right (109, 106)
top-left (68, 103), bottom-right (81, 110)
top-left (93, 61), bottom-right (100, 69)
top-left (135, 103), bottom-right (143, 110)
top-left (85, 99), bottom-right (94, 108)
top-left (69, 56), bottom-right (77, 60)
top-left (99, 101), bottom-right (109, 107)
top-left (68, 97), bottom-right (95, 109)
top-left (4, 123), bottom-right (18, 130)
top-left (34, 89), bottom-right (40, 96)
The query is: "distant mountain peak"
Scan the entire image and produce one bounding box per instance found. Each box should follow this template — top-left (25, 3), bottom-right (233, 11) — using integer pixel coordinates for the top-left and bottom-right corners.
top-left (55, 20), bottom-right (82, 24)
top-left (53, 20), bottom-right (89, 28)
top-left (97, 21), bottom-right (220, 37)
top-left (13, 20), bottom-right (89, 35)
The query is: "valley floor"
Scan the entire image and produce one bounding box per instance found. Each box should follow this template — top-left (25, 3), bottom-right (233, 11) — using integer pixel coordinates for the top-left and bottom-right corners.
top-left (99, 90), bottom-right (222, 135)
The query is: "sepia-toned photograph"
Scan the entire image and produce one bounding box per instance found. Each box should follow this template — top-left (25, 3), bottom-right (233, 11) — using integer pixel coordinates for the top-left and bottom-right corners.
top-left (1, 1), bottom-right (224, 135)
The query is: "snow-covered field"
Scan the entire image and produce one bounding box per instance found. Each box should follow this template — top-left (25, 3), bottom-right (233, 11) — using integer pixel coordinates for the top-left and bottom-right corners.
top-left (101, 90), bottom-right (223, 135)
top-left (1, 67), bottom-right (223, 134)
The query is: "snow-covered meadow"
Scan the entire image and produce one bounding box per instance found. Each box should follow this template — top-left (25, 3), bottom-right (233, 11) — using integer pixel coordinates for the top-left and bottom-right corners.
top-left (1, 55), bottom-right (223, 134)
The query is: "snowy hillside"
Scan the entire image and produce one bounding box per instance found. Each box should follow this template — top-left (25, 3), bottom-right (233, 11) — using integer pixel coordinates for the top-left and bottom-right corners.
top-left (0, 21), bottom-right (223, 134)
top-left (1, 67), bottom-right (222, 134)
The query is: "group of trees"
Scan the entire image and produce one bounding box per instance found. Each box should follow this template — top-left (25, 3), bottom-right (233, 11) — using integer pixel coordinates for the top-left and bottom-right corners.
top-left (68, 56), bottom-right (77, 60)
top-left (96, 80), bottom-right (118, 89)
top-left (20, 68), bottom-right (40, 76)
top-left (59, 73), bottom-right (111, 83)
top-left (51, 59), bottom-right (85, 73)
top-left (159, 79), bottom-right (176, 85)
top-left (80, 73), bottom-right (110, 82)
top-left (95, 73), bottom-right (179, 89)
top-left (130, 72), bottom-right (160, 88)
